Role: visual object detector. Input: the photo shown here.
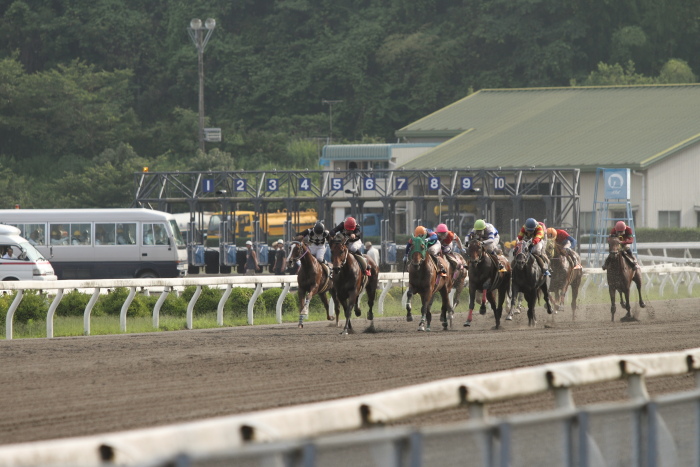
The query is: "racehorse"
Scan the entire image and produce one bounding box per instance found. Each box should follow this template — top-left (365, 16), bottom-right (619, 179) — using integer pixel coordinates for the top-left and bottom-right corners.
top-left (606, 236), bottom-right (646, 322)
top-left (464, 237), bottom-right (511, 329)
top-left (329, 232), bottom-right (379, 334)
top-left (287, 241), bottom-right (335, 328)
top-left (405, 236), bottom-right (452, 331)
top-left (509, 240), bottom-right (552, 326)
top-left (445, 249), bottom-right (468, 311)
top-left (548, 244), bottom-right (583, 318)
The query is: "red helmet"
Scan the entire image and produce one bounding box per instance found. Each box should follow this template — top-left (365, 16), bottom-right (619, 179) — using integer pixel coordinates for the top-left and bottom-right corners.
top-left (615, 221), bottom-right (627, 232)
top-left (344, 217), bottom-right (357, 231)
top-left (435, 223), bottom-right (448, 233)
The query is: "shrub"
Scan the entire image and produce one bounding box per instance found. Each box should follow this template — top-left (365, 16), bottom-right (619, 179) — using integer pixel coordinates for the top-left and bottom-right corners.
top-left (182, 286), bottom-right (222, 314)
top-left (226, 287), bottom-right (265, 318)
top-left (260, 288), bottom-right (297, 315)
top-left (142, 293), bottom-right (188, 317)
top-left (0, 290), bottom-right (49, 325)
top-left (57, 290), bottom-right (92, 317)
top-left (95, 287), bottom-right (151, 318)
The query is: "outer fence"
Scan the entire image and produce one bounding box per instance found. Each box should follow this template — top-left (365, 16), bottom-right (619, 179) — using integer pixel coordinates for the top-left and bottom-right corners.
top-left (3, 265), bottom-right (700, 339)
top-left (0, 348), bottom-right (698, 466)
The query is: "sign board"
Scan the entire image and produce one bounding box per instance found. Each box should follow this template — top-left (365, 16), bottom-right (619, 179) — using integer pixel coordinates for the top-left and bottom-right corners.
top-left (202, 179), bottom-right (215, 193)
top-left (603, 168), bottom-right (630, 199)
top-left (204, 128), bottom-right (221, 142)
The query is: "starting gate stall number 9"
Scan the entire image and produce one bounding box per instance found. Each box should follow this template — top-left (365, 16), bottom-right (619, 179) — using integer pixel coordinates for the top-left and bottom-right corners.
top-left (267, 179), bottom-right (279, 191)
top-left (331, 178), bottom-right (343, 191)
top-left (395, 177), bottom-right (408, 190)
top-left (235, 179), bottom-right (247, 192)
top-left (461, 177), bottom-right (473, 190)
top-left (299, 178), bottom-right (311, 191)
top-left (494, 177), bottom-right (506, 190)
top-left (363, 178), bottom-right (376, 190)
top-left (429, 177), bottom-right (440, 190)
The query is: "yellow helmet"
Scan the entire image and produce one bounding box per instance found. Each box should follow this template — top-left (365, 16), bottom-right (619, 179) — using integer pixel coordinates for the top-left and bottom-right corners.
top-left (414, 226), bottom-right (427, 237)
top-left (546, 227), bottom-right (557, 239)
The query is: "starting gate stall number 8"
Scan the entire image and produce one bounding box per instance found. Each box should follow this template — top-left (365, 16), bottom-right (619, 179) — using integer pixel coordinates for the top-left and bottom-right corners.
top-left (429, 177), bottom-right (440, 190)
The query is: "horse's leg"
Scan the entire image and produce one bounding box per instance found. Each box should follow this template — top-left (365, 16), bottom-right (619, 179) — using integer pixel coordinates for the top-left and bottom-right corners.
top-left (418, 292), bottom-right (429, 332)
top-left (570, 273), bottom-right (582, 319)
top-left (633, 273), bottom-right (646, 308)
top-left (507, 281), bottom-right (520, 321)
top-left (331, 288), bottom-right (341, 328)
top-left (341, 299), bottom-right (354, 335)
top-left (609, 286), bottom-right (617, 322)
top-left (527, 291), bottom-right (537, 326)
top-left (464, 285), bottom-right (477, 327)
top-left (318, 292), bottom-right (332, 321)
top-left (298, 290), bottom-right (309, 328)
top-left (479, 289), bottom-right (488, 315)
top-left (542, 282), bottom-right (553, 316)
top-left (439, 287), bottom-right (450, 331)
top-left (494, 285), bottom-right (508, 329)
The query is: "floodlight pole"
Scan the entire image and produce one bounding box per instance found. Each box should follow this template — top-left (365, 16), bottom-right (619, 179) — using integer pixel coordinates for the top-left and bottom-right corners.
top-left (188, 18), bottom-right (216, 153)
top-left (322, 99), bottom-right (343, 145)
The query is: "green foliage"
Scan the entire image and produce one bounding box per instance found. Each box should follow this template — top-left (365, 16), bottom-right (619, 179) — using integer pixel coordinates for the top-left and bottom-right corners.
top-left (658, 59), bottom-right (696, 84)
top-left (181, 286), bottom-right (222, 314)
top-left (56, 290), bottom-right (94, 317)
top-left (142, 293), bottom-right (188, 317)
top-left (0, 290), bottom-right (49, 326)
top-left (95, 287), bottom-right (150, 318)
top-left (260, 288), bottom-right (297, 315)
top-left (583, 61), bottom-right (655, 86)
top-left (226, 287), bottom-right (266, 318)
top-left (636, 228), bottom-right (700, 242)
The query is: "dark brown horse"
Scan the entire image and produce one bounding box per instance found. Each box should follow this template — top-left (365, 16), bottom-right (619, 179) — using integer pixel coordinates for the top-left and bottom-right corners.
top-left (445, 249), bottom-right (468, 311)
top-left (509, 240), bottom-right (552, 326)
top-left (548, 244), bottom-right (583, 318)
top-left (329, 232), bottom-right (379, 334)
top-left (606, 237), bottom-right (646, 322)
top-left (405, 236), bottom-right (452, 331)
top-left (464, 237), bottom-right (511, 329)
top-left (287, 241), bottom-right (335, 328)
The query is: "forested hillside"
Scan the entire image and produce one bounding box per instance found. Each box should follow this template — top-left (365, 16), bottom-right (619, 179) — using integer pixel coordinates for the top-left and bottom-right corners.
top-left (0, 0), bottom-right (698, 208)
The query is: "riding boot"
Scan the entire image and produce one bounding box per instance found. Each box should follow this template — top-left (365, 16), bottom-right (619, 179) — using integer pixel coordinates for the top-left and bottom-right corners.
top-left (355, 253), bottom-right (371, 276)
top-left (432, 255), bottom-right (447, 276)
top-left (626, 251), bottom-right (641, 269)
top-left (491, 251), bottom-right (505, 272)
top-left (536, 254), bottom-right (551, 276)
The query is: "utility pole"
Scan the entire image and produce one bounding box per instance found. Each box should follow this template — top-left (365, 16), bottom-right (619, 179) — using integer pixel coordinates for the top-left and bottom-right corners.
top-left (322, 99), bottom-right (343, 145)
top-left (188, 18), bottom-right (216, 153)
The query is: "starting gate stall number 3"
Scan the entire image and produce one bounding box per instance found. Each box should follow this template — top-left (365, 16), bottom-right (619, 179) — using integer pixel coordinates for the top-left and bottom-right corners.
top-left (267, 179), bottom-right (279, 191)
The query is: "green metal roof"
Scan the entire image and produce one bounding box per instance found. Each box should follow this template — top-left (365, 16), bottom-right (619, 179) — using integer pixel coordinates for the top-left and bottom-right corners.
top-left (321, 143), bottom-right (436, 161)
top-left (397, 85), bottom-right (700, 170)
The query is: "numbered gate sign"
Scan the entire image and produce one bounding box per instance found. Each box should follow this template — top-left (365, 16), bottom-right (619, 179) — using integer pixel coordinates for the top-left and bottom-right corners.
top-left (267, 179), bottom-right (279, 192)
top-left (494, 177), bottom-right (506, 191)
top-left (331, 178), bottom-right (344, 191)
top-left (363, 177), bottom-right (376, 191)
top-left (235, 179), bottom-right (247, 192)
top-left (202, 178), bottom-right (215, 193)
top-left (428, 177), bottom-right (440, 190)
top-left (395, 177), bottom-right (408, 191)
top-left (299, 178), bottom-right (311, 191)
top-left (461, 177), bottom-right (472, 190)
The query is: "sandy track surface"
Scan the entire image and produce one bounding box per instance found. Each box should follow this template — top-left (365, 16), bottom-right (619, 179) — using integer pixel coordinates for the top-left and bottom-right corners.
top-left (1, 297), bottom-right (698, 446)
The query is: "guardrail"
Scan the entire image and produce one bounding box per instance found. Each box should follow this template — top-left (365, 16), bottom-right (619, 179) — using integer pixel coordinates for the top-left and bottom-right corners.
top-left (4, 266), bottom-right (700, 340)
top-left (0, 347), bottom-right (698, 466)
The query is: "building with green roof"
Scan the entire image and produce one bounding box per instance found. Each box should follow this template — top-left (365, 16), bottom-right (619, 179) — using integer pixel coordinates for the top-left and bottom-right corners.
top-left (394, 84), bottom-right (700, 230)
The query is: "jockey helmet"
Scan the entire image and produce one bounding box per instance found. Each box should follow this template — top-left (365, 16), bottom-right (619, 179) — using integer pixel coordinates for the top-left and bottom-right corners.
top-left (313, 221), bottom-right (324, 234)
top-left (525, 218), bottom-right (537, 231)
top-left (414, 225), bottom-right (427, 237)
top-left (343, 217), bottom-right (357, 231)
top-left (435, 223), bottom-right (448, 233)
top-left (615, 221), bottom-right (627, 232)
top-left (474, 219), bottom-right (486, 231)
top-left (546, 227), bottom-right (557, 239)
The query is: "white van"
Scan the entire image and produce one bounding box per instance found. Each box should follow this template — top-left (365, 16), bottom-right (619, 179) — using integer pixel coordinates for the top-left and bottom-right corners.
top-left (0, 225), bottom-right (57, 281)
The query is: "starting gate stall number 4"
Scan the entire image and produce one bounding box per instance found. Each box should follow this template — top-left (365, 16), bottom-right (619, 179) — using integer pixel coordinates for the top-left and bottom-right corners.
top-left (299, 178), bottom-right (311, 191)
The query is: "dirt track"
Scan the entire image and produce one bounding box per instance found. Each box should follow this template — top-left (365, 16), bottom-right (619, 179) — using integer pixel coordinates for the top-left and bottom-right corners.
top-left (1, 298), bottom-right (699, 446)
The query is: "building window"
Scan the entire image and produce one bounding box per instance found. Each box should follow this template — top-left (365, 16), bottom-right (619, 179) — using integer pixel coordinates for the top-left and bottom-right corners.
top-left (658, 211), bottom-right (680, 228)
top-left (580, 212), bottom-right (594, 233)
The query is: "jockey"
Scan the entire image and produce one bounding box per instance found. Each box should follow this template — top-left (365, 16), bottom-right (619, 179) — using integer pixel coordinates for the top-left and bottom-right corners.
top-left (435, 223), bottom-right (465, 271)
top-left (467, 219), bottom-right (505, 272)
top-left (405, 225), bottom-right (447, 276)
top-left (329, 216), bottom-right (372, 276)
top-left (517, 218), bottom-right (551, 276)
top-left (546, 227), bottom-right (582, 269)
top-left (603, 221), bottom-right (640, 270)
top-left (296, 221), bottom-right (330, 264)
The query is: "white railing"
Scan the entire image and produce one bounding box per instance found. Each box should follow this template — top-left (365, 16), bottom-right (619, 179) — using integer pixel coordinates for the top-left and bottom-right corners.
top-left (3, 266), bottom-right (700, 340)
top-left (0, 347), bottom-right (698, 466)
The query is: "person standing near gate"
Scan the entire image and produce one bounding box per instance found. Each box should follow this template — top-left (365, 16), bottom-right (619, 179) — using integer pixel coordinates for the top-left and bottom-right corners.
top-left (272, 239), bottom-right (286, 275)
top-left (245, 240), bottom-right (259, 275)
top-left (364, 241), bottom-right (379, 268)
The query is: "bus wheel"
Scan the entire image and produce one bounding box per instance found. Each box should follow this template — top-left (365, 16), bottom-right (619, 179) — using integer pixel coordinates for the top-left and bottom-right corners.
top-left (137, 270), bottom-right (158, 279)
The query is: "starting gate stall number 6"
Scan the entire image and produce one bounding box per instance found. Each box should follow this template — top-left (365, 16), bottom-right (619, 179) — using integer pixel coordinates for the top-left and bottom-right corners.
top-left (363, 178), bottom-right (375, 190)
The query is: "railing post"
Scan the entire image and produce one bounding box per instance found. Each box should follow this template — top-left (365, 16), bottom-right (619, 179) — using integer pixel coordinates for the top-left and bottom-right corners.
top-left (153, 286), bottom-right (171, 329)
top-left (83, 288), bottom-right (101, 336)
top-left (46, 289), bottom-right (64, 338)
top-left (217, 284), bottom-right (233, 326)
top-left (378, 280), bottom-right (393, 315)
top-left (5, 290), bottom-right (23, 340)
top-left (248, 283), bottom-right (263, 325)
top-left (120, 287), bottom-right (137, 332)
top-left (186, 285), bottom-right (202, 330)
top-left (276, 283), bottom-right (291, 324)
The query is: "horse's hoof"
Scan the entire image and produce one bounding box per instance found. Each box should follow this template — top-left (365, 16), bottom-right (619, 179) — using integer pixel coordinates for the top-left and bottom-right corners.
top-left (506, 314), bottom-right (513, 321)
top-left (355, 310), bottom-right (361, 317)
top-left (298, 323), bottom-right (304, 329)
top-left (442, 322), bottom-right (448, 330)
top-left (406, 315), bottom-right (413, 322)
top-left (640, 303), bottom-right (647, 308)
top-left (479, 309), bottom-right (486, 316)
top-left (426, 326), bottom-right (431, 332)
top-left (418, 326), bottom-right (425, 332)
top-left (463, 321), bottom-right (471, 327)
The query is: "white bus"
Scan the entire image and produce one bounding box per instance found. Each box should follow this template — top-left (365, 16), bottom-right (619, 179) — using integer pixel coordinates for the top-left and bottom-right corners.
top-left (0, 209), bottom-right (187, 280)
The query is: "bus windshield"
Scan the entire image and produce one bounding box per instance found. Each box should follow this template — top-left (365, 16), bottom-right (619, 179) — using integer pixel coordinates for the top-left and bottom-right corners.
top-left (169, 220), bottom-right (186, 247)
top-left (18, 242), bottom-right (47, 261)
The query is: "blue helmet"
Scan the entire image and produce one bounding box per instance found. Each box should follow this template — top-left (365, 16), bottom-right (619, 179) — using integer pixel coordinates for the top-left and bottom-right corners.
top-left (525, 218), bottom-right (537, 231)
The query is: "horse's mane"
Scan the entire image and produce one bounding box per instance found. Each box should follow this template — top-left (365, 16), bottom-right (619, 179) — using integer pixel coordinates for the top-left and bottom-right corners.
top-left (332, 232), bottom-right (348, 244)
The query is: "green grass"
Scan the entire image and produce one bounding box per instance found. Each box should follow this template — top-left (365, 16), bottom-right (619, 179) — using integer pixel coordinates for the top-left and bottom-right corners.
top-left (3, 277), bottom-right (700, 339)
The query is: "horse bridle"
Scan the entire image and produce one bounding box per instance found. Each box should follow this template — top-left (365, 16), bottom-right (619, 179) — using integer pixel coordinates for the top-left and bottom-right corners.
top-left (467, 239), bottom-right (485, 264)
top-left (331, 236), bottom-right (349, 271)
top-left (287, 240), bottom-right (309, 266)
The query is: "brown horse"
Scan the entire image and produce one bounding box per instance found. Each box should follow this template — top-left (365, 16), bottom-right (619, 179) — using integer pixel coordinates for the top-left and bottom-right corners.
top-left (287, 241), bottom-right (335, 328)
top-left (606, 237), bottom-right (646, 322)
top-left (329, 232), bottom-right (379, 334)
top-left (445, 248), bottom-right (468, 311)
top-left (464, 237), bottom-right (511, 329)
top-left (405, 236), bottom-right (452, 331)
top-left (548, 244), bottom-right (583, 317)
top-left (509, 240), bottom-right (552, 326)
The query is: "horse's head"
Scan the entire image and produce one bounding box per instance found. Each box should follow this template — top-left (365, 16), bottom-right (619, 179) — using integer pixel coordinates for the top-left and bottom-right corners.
top-left (607, 236), bottom-right (621, 256)
top-left (513, 240), bottom-right (532, 269)
top-left (466, 236), bottom-right (485, 264)
top-left (329, 232), bottom-right (350, 271)
top-left (409, 235), bottom-right (427, 266)
top-left (286, 241), bottom-right (307, 268)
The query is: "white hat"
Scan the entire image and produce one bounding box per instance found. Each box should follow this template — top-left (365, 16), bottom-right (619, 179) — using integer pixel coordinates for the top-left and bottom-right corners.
top-left (245, 240), bottom-right (253, 246)
top-left (365, 241), bottom-right (372, 248)
top-left (276, 239), bottom-right (284, 244)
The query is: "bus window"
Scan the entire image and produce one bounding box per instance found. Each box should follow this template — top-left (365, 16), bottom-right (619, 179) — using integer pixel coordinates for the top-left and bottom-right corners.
top-left (50, 224), bottom-right (70, 245)
top-left (143, 223), bottom-right (169, 246)
top-left (169, 220), bottom-right (185, 247)
top-left (96, 223), bottom-right (116, 245)
top-left (71, 224), bottom-right (91, 245)
top-left (117, 223), bottom-right (136, 245)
